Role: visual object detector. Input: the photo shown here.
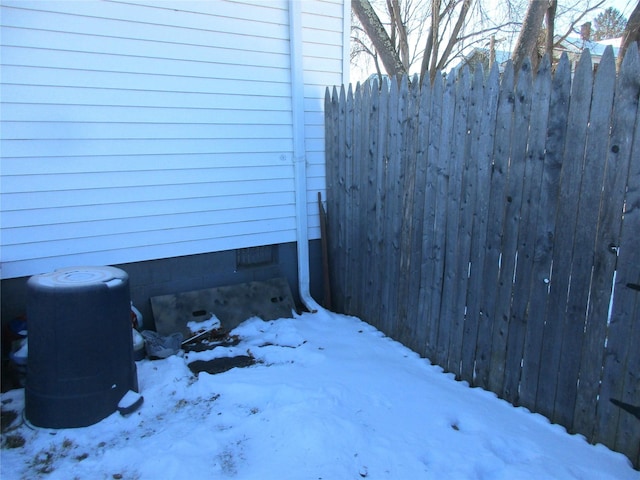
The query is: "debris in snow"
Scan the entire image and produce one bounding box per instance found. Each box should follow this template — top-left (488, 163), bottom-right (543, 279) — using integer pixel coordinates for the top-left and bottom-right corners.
top-left (132, 329), bottom-right (145, 361)
top-left (117, 390), bottom-right (143, 416)
top-left (187, 355), bottom-right (255, 375)
top-left (140, 330), bottom-right (183, 359)
top-left (187, 314), bottom-right (221, 335)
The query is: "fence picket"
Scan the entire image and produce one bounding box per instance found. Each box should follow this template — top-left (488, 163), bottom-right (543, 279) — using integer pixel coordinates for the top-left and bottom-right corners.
top-left (533, 55), bottom-right (573, 419)
top-left (374, 81), bottom-right (390, 333)
top-left (331, 85), bottom-right (347, 311)
top-left (410, 78), bottom-right (432, 354)
top-left (512, 55), bottom-right (552, 409)
top-left (444, 67), bottom-right (475, 378)
top-left (432, 72), bottom-right (458, 368)
top-left (519, 55), bottom-right (571, 413)
top-left (397, 78), bottom-right (425, 352)
top-left (419, 73), bottom-right (445, 360)
top-left (612, 89), bottom-right (640, 466)
top-left (613, 95), bottom-right (640, 468)
top-left (500, 57), bottom-right (534, 403)
top-left (343, 85), bottom-right (355, 313)
top-left (349, 84), bottom-right (363, 317)
top-left (325, 86), bottom-right (340, 310)
top-left (397, 77), bottom-right (416, 344)
top-left (462, 63), bottom-right (500, 386)
top-left (380, 79), bottom-right (403, 337)
top-left (551, 52), bottom-right (596, 428)
top-left (593, 43), bottom-right (640, 457)
top-left (572, 47), bottom-right (617, 435)
top-left (481, 61), bottom-right (514, 393)
top-left (360, 81), bottom-right (377, 326)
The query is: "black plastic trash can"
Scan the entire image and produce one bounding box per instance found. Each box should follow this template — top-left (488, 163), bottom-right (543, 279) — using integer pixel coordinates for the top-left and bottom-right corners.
top-left (25, 266), bottom-right (138, 428)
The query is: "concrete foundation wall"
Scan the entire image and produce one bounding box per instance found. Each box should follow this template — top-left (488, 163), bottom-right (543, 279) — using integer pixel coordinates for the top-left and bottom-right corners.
top-left (1, 240), bottom-right (324, 331)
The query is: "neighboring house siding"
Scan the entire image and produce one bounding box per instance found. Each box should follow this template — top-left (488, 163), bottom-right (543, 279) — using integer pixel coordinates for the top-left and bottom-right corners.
top-left (0, 0), bottom-right (346, 279)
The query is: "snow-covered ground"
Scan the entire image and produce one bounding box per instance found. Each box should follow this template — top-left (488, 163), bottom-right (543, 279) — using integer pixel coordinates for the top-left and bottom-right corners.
top-left (1, 310), bottom-right (637, 479)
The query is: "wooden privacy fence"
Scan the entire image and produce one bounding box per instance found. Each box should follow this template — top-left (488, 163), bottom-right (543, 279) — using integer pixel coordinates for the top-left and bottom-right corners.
top-left (325, 46), bottom-right (639, 468)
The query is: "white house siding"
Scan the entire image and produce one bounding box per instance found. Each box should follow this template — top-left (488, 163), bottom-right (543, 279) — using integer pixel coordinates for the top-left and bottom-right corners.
top-left (0, 0), bottom-right (347, 279)
top-left (299, 0), bottom-right (346, 225)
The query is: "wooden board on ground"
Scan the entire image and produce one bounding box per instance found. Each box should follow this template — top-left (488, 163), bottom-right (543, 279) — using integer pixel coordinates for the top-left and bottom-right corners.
top-left (188, 356), bottom-right (255, 375)
top-left (151, 278), bottom-right (295, 338)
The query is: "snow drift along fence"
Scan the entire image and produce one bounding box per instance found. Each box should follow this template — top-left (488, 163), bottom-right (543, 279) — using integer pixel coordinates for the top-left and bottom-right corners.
top-left (325, 46), bottom-right (639, 468)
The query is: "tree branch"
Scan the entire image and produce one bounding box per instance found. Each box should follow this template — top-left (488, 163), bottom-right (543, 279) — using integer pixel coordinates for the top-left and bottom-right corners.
top-left (455, 22), bottom-right (521, 43)
top-left (436, 0), bottom-right (473, 71)
top-left (511, 0), bottom-right (548, 75)
top-left (554, 0), bottom-right (606, 45)
top-left (546, 0), bottom-right (557, 56)
top-left (389, 0), bottom-right (410, 68)
top-left (352, 0), bottom-right (407, 78)
top-left (618, 0), bottom-right (640, 70)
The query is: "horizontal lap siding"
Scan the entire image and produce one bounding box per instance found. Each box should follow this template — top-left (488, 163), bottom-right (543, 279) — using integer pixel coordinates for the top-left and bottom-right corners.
top-left (0, 0), bottom-right (345, 278)
top-left (301, 1), bottom-right (345, 236)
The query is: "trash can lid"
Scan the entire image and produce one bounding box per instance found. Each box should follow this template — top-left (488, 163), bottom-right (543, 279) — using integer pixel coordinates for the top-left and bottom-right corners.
top-left (28, 266), bottom-right (127, 289)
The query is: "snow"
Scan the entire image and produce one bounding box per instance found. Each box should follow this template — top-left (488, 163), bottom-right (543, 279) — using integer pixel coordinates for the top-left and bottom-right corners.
top-left (1, 310), bottom-right (637, 479)
top-left (187, 315), bottom-right (222, 336)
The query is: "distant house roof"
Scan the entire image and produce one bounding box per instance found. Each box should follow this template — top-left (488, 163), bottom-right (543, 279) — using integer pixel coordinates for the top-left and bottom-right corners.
top-left (554, 36), bottom-right (621, 59)
top-left (456, 47), bottom-right (512, 74)
top-left (457, 37), bottom-right (621, 77)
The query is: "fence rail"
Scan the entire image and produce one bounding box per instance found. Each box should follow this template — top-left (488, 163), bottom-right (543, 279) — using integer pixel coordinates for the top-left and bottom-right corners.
top-left (325, 46), bottom-right (640, 468)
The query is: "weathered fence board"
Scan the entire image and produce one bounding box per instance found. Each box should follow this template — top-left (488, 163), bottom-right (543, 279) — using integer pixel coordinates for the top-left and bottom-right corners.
top-left (501, 57), bottom-right (534, 403)
top-left (382, 79), bottom-right (403, 338)
top-left (572, 47), bottom-right (617, 437)
top-left (373, 81), bottom-right (388, 331)
top-left (505, 55), bottom-right (552, 407)
top-left (519, 55), bottom-right (571, 414)
top-left (418, 72), bottom-right (444, 361)
top-left (410, 78), bottom-right (432, 354)
top-left (551, 51), bottom-right (595, 428)
top-left (614, 100), bottom-right (640, 467)
top-left (327, 85), bottom-right (346, 311)
top-left (461, 63), bottom-right (499, 385)
top-left (325, 86), bottom-right (338, 308)
top-left (399, 77), bottom-right (426, 353)
top-left (515, 53), bottom-right (552, 409)
top-left (482, 61), bottom-right (514, 393)
top-left (343, 85), bottom-right (355, 313)
top-left (441, 68), bottom-right (470, 377)
top-left (429, 72), bottom-right (454, 368)
top-left (593, 44), bottom-right (640, 464)
top-left (360, 81), bottom-right (376, 326)
top-left (325, 46), bottom-right (640, 469)
top-left (350, 84), bottom-right (362, 318)
top-left (531, 54), bottom-right (573, 419)
top-left (396, 77), bottom-right (416, 346)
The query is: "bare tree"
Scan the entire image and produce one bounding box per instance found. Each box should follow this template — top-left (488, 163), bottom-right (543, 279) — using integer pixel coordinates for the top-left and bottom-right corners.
top-left (352, 0), bottom-right (408, 77)
top-left (352, 0), bottom-right (520, 83)
top-left (389, 0), bottom-right (410, 67)
top-left (618, 0), bottom-right (640, 69)
top-left (545, 0), bottom-right (557, 60)
top-left (510, 0), bottom-right (607, 76)
top-left (351, 10), bottom-right (386, 79)
top-left (510, 0), bottom-right (548, 73)
top-left (420, 0), bottom-right (474, 82)
top-left (351, 0), bottom-right (610, 84)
